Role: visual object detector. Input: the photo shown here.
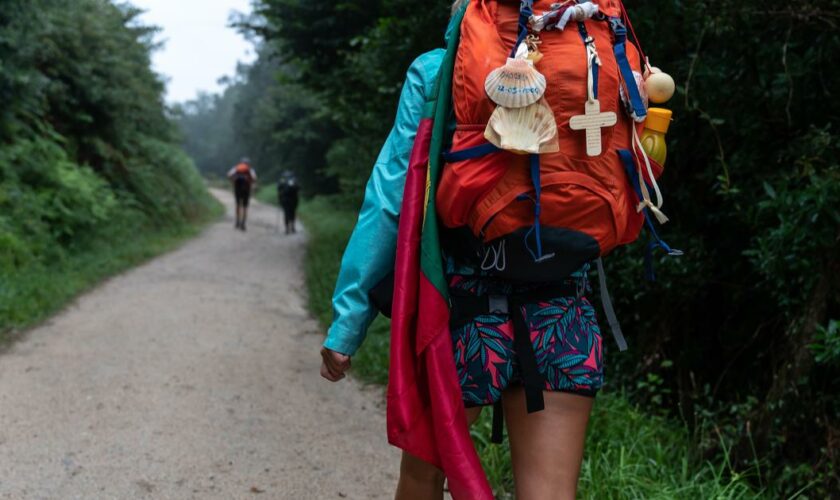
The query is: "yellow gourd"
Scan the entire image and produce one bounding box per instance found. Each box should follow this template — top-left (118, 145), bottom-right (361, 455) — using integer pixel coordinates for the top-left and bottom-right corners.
top-left (640, 108), bottom-right (672, 166)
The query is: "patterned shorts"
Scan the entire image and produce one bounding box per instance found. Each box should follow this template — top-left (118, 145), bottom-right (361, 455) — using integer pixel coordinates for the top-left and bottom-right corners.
top-left (449, 276), bottom-right (604, 407)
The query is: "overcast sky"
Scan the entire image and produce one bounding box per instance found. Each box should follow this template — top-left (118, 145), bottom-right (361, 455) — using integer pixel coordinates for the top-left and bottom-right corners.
top-left (132, 0), bottom-right (256, 103)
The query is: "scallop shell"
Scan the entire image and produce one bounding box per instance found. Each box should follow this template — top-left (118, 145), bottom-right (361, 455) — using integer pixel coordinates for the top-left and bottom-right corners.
top-left (484, 99), bottom-right (559, 155)
top-left (484, 58), bottom-right (547, 108)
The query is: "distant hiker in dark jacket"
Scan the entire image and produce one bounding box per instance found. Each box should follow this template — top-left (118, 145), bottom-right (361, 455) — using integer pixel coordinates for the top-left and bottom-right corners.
top-left (277, 176), bottom-right (300, 234)
top-left (227, 158), bottom-right (257, 231)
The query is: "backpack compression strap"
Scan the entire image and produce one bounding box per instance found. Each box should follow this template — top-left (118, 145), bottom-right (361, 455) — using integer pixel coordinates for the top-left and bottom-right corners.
top-left (609, 16), bottom-right (647, 121)
top-left (511, 0), bottom-right (534, 57)
top-left (618, 149), bottom-right (683, 281)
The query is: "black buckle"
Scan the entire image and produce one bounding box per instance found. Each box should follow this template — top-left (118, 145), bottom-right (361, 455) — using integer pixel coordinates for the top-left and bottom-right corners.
top-left (488, 295), bottom-right (509, 315)
top-left (610, 17), bottom-right (627, 37)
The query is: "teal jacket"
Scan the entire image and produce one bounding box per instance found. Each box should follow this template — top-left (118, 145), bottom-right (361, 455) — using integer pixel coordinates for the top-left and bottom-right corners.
top-left (323, 49), bottom-right (444, 356)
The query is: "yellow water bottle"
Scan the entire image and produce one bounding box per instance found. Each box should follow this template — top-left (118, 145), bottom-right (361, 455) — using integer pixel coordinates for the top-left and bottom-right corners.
top-left (641, 108), bottom-right (672, 166)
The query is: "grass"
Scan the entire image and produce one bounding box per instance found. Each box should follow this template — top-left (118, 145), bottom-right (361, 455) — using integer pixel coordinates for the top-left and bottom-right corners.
top-left (255, 183), bottom-right (278, 205)
top-left (0, 197), bottom-right (223, 345)
top-left (299, 196), bottom-right (763, 499)
top-left (467, 393), bottom-right (763, 499)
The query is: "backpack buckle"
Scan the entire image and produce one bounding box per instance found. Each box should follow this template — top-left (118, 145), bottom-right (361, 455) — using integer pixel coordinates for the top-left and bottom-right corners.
top-left (488, 295), bottom-right (509, 315)
top-left (609, 17), bottom-right (627, 40)
top-left (575, 277), bottom-right (587, 299)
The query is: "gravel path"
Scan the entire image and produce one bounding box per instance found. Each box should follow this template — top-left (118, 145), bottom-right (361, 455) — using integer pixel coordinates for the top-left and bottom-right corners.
top-left (0, 189), bottom-right (399, 499)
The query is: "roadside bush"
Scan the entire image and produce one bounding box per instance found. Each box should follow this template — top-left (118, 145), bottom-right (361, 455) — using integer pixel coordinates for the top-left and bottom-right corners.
top-left (0, 0), bottom-right (218, 335)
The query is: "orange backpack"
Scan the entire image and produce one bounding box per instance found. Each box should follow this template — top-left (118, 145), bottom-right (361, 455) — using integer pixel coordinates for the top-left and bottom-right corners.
top-left (437, 0), bottom-right (675, 281)
top-left (233, 163), bottom-right (253, 183)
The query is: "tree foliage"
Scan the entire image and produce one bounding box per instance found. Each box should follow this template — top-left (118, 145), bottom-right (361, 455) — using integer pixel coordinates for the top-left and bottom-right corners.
top-left (177, 0), bottom-right (839, 495)
top-left (174, 45), bottom-right (337, 195)
top-left (0, 0), bottom-right (213, 283)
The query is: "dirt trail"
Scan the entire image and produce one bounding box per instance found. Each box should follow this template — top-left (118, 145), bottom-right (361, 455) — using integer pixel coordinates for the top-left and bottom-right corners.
top-left (0, 189), bottom-right (398, 499)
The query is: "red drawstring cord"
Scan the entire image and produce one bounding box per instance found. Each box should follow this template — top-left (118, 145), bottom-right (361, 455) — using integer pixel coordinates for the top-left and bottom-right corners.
top-left (618, 0), bottom-right (649, 69)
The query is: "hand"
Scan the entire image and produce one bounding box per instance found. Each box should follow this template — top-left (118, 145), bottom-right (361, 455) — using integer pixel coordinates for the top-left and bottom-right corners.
top-left (320, 347), bottom-right (351, 382)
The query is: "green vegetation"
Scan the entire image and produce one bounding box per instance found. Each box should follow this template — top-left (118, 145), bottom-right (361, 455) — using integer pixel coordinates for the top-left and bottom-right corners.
top-left (174, 44), bottom-right (336, 197)
top-left (179, 0), bottom-right (839, 495)
top-left (0, 0), bottom-right (218, 338)
top-left (300, 198), bottom-right (761, 499)
top-left (472, 394), bottom-right (765, 500)
top-left (255, 184), bottom-right (278, 205)
top-left (0, 205), bottom-right (221, 345)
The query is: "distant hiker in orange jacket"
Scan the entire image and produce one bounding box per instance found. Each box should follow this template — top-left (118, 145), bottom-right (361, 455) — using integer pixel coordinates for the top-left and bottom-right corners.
top-left (227, 158), bottom-right (257, 231)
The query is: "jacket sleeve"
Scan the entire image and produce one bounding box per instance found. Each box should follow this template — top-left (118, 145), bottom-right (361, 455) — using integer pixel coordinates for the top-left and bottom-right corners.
top-left (323, 50), bottom-right (443, 356)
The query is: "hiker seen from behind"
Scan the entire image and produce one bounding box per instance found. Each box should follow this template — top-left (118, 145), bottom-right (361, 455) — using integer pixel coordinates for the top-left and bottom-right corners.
top-left (227, 157), bottom-right (257, 231)
top-left (319, 0), bottom-right (682, 499)
top-left (278, 173), bottom-right (300, 235)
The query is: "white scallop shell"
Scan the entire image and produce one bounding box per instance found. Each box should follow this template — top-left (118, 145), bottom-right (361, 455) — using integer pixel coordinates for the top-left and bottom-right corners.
top-left (484, 100), bottom-right (559, 155)
top-left (484, 58), bottom-right (547, 108)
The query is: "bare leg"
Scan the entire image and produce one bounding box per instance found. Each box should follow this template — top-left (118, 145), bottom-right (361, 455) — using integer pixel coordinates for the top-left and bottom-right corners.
top-left (394, 407), bottom-right (483, 500)
top-left (394, 452), bottom-right (445, 500)
top-left (504, 387), bottom-right (593, 500)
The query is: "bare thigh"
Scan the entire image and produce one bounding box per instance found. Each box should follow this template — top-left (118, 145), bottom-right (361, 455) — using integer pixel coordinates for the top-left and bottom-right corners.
top-left (503, 386), bottom-right (594, 500)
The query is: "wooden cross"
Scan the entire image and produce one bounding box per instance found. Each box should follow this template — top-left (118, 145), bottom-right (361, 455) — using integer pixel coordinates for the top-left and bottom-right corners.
top-left (569, 99), bottom-right (617, 157)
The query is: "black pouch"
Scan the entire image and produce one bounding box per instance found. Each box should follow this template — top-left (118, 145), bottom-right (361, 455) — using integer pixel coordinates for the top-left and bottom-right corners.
top-left (368, 271), bottom-right (395, 319)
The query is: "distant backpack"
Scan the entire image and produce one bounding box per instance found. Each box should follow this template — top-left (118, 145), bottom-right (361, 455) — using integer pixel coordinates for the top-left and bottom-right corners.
top-left (436, 0), bottom-right (678, 282)
top-left (233, 163), bottom-right (254, 186)
top-left (278, 181), bottom-right (299, 208)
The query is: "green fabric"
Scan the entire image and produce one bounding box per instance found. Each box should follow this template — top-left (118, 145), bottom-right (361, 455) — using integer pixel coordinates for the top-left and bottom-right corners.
top-left (422, 99), bottom-right (436, 120)
top-left (420, 0), bottom-right (467, 300)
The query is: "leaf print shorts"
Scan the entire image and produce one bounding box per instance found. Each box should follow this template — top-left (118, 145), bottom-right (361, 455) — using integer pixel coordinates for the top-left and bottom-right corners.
top-left (449, 275), bottom-right (604, 407)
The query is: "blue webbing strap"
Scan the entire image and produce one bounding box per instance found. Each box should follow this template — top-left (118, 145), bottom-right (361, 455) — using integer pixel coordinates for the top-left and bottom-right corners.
top-left (450, 0), bottom-right (546, 263)
top-left (524, 153), bottom-right (545, 260)
top-left (610, 17), bottom-right (647, 120)
top-left (617, 149), bottom-right (683, 281)
top-left (511, 0), bottom-right (535, 57)
top-left (442, 142), bottom-right (501, 163)
top-left (442, 143), bottom-right (548, 264)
